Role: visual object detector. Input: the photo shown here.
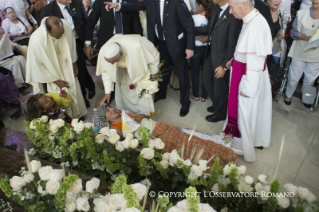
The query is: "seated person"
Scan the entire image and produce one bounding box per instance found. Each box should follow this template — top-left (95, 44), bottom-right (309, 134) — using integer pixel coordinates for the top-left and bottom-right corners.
top-left (0, 72), bottom-right (20, 105)
top-left (85, 104), bottom-right (238, 167)
top-left (27, 89), bottom-right (73, 121)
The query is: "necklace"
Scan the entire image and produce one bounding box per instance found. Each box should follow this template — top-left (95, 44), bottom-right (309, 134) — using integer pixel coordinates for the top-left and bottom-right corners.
top-left (312, 19), bottom-right (319, 28)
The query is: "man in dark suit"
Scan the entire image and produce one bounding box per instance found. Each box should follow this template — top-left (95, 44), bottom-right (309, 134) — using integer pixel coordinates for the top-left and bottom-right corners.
top-left (255, 0), bottom-right (274, 38)
top-left (41, 0), bottom-right (95, 108)
top-left (195, 0), bottom-right (242, 122)
top-left (105, 0), bottom-right (195, 117)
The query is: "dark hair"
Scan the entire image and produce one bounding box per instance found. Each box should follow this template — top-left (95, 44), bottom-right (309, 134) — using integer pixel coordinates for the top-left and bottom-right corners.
top-left (45, 16), bottom-right (63, 32)
top-left (4, 7), bottom-right (15, 15)
top-left (27, 94), bottom-right (44, 120)
top-left (196, 0), bottom-right (215, 21)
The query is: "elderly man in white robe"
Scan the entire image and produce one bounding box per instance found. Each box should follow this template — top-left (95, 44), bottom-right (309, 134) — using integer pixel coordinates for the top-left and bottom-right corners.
top-left (97, 34), bottom-right (159, 117)
top-left (223, 0), bottom-right (273, 162)
top-left (26, 16), bottom-right (87, 118)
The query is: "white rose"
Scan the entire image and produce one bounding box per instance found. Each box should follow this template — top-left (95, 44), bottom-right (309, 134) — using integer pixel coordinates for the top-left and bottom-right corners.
top-left (223, 165), bottom-right (231, 176)
top-left (297, 187), bottom-right (310, 200)
top-left (238, 180), bottom-right (253, 193)
top-left (167, 206), bottom-right (180, 212)
top-left (122, 140), bottom-right (130, 149)
top-left (110, 129), bottom-right (118, 136)
top-left (72, 161), bottom-right (78, 167)
top-left (29, 120), bottom-right (37, 129)
top-left (188, 172), bottom-right (199, 181)
top-left (183, 159), bottom-right (192, 166)
top-left (276, 196), bottom-right (290, 208)
top-left (30, 160), bottom-right (41, 173)
top-left (115, 143), bottom-right (125, 152)
top-left (76, 197), bottom-right (90, 212)
top-left (198, 160), bottom-right (208, 171)
top-left (86, 177), bottom-right (100, 193)
top-left (255, 183), bottom-right (263, 193)
top-left (38, 166), bottom-right (53, 181)
top-left (9, 176), bottom-right (26, 191)
top-left (69, 178), bottom-right (83, 194)
top-left (55, 119), bottom-right (65, 128)
top-left (73, 122), bottom-right (85, 133)
top-left (132, 183), bottom-right (147, 200)
top-left (122, 207), bottom-right (141, 212)
top-left (40, 115), bottom-right (49, 123)
top-left (263, 185), bottom-right (270, 192)
top-left (84, 123), bottom-right (94, 129)
top-left (23, 173), bottom-right (34, 183)
top-left (160, 160), bottom-right (169, 169)
top-left (258, 174), bottom-right (268, 184)
top-left (220, 207), bottom-right (228, 212)
top-left (109, 134), bottom-right (120, 144)
top-left (50, 124), bottom-right (59, 133)
top-left (129, 139), bottom-right (139, 149)
top-left (65, 200), bottom-right (77, 212)
top-left (283, 183), bottom-right (298, 195)
top-left (237, 165), bottom-right (246, 175)
top-left (244, 175), bottom-right (254, 185)
top-left (212, 183), bottom-right (219, 192)
top-left (176, 199), bottom-right (189, 212)
top-left (49, 169), bottom-right (64, 181)
top-left (148, 139), bottom-right (156, 149)
top-left (125, 133), bottom-right (134, 141)
top-left (100, 127), bottom-right (110, 136)
top-left (109, 194), bottom-right (127, 210)
top-left (169, 150), bottom-right (181, 167)
top-left (95, 134), bottom-right (105, 144)
top-left (66, 191), bottom-right (78, 202)
top-left (191, 165), bottom-right (203, 177)
top-left (140, 148), bottom-right (155, 160)
top-left (306, 192), bottom-right (317, 203)
top-left (198, 203), bottom-right (216, 212)
top-left (162, 153), bottom-right (170, 161)
top-left (46, 180), bottom-right (60, 195)
top-left (37, 184), bottom-right (48, 196)
top-left (71, 119), bottom-right (79, 127)
top-left (48, 133), bottom-right (55, 141)
top-left (154, 138), bottom-right (165, 149)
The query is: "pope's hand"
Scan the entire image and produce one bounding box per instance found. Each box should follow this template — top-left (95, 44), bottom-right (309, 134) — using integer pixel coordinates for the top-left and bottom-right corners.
top-left (134, 114), bottom-right (146, 123)
top-left (54, 80), bottom-right (69, 89)
top-left (100, 94), bottom-right (111, 106)
top-left (85, 46), bottom-right (93, 59)
top-left (185, 49), bottom-right (194, 59)
top-left (151, 74), bottom-right (157, 79)
top-left (226, 59), bottom-right (232, 69)
top-left (104, 2), bottom-right (119, 11)
top-left (240, 91), bottom-right (249, 98)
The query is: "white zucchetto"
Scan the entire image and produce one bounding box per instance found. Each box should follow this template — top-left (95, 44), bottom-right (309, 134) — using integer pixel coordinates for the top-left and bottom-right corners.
top-left (103, 42), bottom-right (120, 58)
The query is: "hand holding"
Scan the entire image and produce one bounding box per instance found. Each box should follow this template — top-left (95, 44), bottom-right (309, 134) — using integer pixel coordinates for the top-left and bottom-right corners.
top-left (104, 2), bottom-right (119, 11)
top-left (226, 59), bottom-right (232, 69)
top-left (100, 94), bottom-right (111, 106)
top-left (185, 49), bottom-right (194, 59)
top-left (85, 46), bottom-right (93, 59)
top-left (54, 80), bottom-right (69, 89)
top-left (214, 66), bottom-right (226, 79)
top-left (240, 91), bottom-right (249, 98)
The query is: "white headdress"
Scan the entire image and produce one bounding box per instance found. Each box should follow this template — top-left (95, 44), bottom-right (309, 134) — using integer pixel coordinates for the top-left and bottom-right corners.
top-left (103, 42), bottom-right (120, 58)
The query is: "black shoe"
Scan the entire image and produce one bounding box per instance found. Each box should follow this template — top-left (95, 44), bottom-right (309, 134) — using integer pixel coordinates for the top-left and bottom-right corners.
top-left (180, 105), bottom-right (190, 117)
top-left (18, 86), bottom-right (28, 93)
top-left (256, 146), bottom-right (264, 150)
top-left (207, 105), bottom-right (214, 113)
top-left (88, 90), bottom-right (95, 99)
top-left (154, 95), bottom-right (166, 103)
top-left (85, 99), bottom-right (90, 108)
top-left (109, 92), bottom-right (115, 104)
top-left (303, 103), bottom-right (311, 109)
top-left (206, 114), bottom-right (226, 122)
top-left (284, 99), bottom-right (291, 105)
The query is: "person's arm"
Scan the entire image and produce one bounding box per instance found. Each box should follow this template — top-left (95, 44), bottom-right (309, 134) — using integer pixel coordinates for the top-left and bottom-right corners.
top-left (111, 1), bottom-right (147, 12)
top-left (25, 25), bottom-right (33, 35)
top-left (0, 10), bottom-right (4, 21)
top-left (194, 25), bottom-right (209, 36)
top-left (85, 0), bottom-right (101, 58)
top-left (100, 73), bottom-right (114, 106)
top-left (132, 10), bottom-right (143, 36)
top-left (73, 62), bottom-right (79, 77)
top-left (290, 14), bottom-right (310, 41)
top-left (79, 0), bottom-right (88, 26)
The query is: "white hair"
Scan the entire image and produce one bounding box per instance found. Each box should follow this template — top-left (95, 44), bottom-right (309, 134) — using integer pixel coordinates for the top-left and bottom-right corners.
top-left (236, 0), bottom-right (255, 7)
top-left (103, 42), bottom-right (121, 58)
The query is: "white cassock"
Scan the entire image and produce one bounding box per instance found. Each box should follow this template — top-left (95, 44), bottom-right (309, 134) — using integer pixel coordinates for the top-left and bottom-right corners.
top-left (26, 18), bottom-right (87, 118)
top-left (224, 9), bottom-right (272, 162)
top-left (96, 34), bottom-right (159, 117)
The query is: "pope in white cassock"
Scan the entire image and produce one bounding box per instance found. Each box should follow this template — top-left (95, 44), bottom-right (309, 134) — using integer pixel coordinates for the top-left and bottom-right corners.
top-left (97, 34), bottom-right (159, 117)
top-left (26, 16), bottom-right (87, 118)
top-left (223, 0), bottom-right (273, 162)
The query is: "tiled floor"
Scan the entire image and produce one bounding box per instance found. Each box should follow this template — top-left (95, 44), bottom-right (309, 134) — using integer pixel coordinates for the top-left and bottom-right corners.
top-left (2, 65), bottom-right (319, 198)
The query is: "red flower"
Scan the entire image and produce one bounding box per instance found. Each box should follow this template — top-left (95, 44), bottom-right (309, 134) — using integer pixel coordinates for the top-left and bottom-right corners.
top-left (129, 84), bottom-right (135, 90)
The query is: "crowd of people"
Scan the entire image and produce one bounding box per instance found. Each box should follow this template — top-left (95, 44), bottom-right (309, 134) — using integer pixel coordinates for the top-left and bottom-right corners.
top-left (0, 0), bottom-right (318, 162)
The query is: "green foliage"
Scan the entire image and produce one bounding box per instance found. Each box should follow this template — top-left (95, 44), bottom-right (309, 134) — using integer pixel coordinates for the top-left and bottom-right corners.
top-left (229, 167), bottom-right (239, 190)
top-left (263, 179), bottom-right (280, 212)
top-left (294, 205), bottom-right (304, 212)
top-left (110, 175), bottom-right (127, 194)
top-left (122, 184), bottom-right (142, 210)
top-left (157, 195), bottom-right (170, 210)
top-left (0, 176), bottom-right (13, 198)
top-left (138, 155), bottom-right (148, 176)
top-left (185, 187), bottom-right (200, 212)
top-left (208, 158), bottom-right (223, 188)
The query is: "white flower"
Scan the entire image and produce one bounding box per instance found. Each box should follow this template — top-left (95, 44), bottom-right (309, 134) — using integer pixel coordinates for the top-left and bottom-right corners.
top-left (162, 153), bottom-right (170, 161)
top-left (108, 194), bottom-right (127, 210)
top-left (276, 196), bottom-right (290, 208)
top-left (131, 183), bottom-right (147, 200)
top-left (212, 183), bottom-right (219, 192)
top-left (69, 178), bottom-right (83, 194)
top-left (109, 129), bottom-right (120, 144)
top-left (65, 200), bottom-right (77, 212)
top-left (255, 183), bottom-right (263, 193)
top-left (54, 118), bottom-right (65, 128)
top-left (169, 150), bottom-right (181, 167)
top-left (244, 175), bottom-right (254, 185)
top-left (183, 159), bottom-right (192, 166)
top-left (40, 115), bottom-right (49, 123)
top-left (95, 134), bottom-right (105, 144)
top-left (148, 139), bottom-right (156, 149)
top-left (122, 207), bottom-right (141, 212)
top-left (154, 138), bottom-right (165, 149)
top-left (198, 160), bottom-right (208, 171)
top-left (140, 148), bottom-right (155, 160)
top-left (140, 179), bottom-right (152, 190)
top-left (23, 173), bottom-right (34, 183)
top-left (188, 172), bottom-right (199, 181)
top-left (37, 184), bottom-right (48, 196)
top-left (49, 169), bottom-right (64, 181)
top-left (167, 206), bottom-right (180, 212)
top-left (283, 183), bottom-right (298, 195)
top-left (38, 166), bottom-right (53, 181)
top-left (160, 160), bottom-right (169, 169)
top-left (223, 163), bottom-right (236, 175)
top-left (220, 207), bottom-right (228, 212)
top-left (99, 127), bottom-right (110, 136)
top-left (72, 161), bottom-right (78, 167)
top-left (306, 192), bottom-right (317, 203)
top-left (73, 121), bottom-right (85, 133)
top-left (129, 139), bottom-right (139, 149)
top-left (84, 123), bottom-right (94, 129)
top-left (125, 133), bottom-right (134, 140)
top-left (71, 119), bottom-right (79, 127)
top-left (93, 195), bottom-right (114, 212)
top-left (115, 143), bottom-right (125, 152)
top-left (66, 191), bottom-right (78, 202)
top-left (191, 165), bottom-right (203, 177)
top-left (238, 180), bottom-right (253, 193)
top-left (258, 174), bottom-right (268, 184)
top-left (76, 197), bottom-right (90, 212)
top-left (46, 180), bottom-right (60, 195)
top-left (298, 187), bottom-right (310, 200)
top-left (198, 203), bottom-right (216, 212)
top-left (50, 124), bottom-right (59, 133)
top-left (122, 140), bottom-right (130, 149)
top-left (30, 160), bottom-right (41, 173)
top-left (48, 133), bottom-right (55, 141)
top-left (176, 199), bottom-right (189, 212)
top-left (86, 177), bottom-right (100, 193)
top-left (29, 120), bottom-right (37, 129)
top-left (237, 165), bottom-right (246, 175)
top-left (9, 176), bottom-right (26, 191)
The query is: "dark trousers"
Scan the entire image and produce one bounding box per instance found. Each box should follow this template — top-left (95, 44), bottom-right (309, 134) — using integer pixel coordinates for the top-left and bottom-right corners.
top-left (190, 46), bottom-right (207, 99)
top-left (156, 40), bottom-right (191, 107)
top-left (75, 39), bottom-right (95, 101)
top-left (202, 50), bottom-right (230, 117)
